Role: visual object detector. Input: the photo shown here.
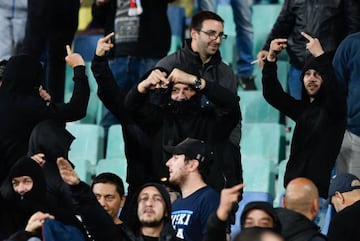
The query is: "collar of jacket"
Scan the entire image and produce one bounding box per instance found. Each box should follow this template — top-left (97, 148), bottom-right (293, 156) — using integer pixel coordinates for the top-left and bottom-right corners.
top-left (183, 39), bottom-right (222, 69)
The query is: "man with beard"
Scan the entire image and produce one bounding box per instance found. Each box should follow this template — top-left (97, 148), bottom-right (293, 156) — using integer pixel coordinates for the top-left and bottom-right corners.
top-left (164, 138), bottom-right (220, 241)
top-left (124, 12), bottom-right (241, 195)
top-left (261, 33), bottom-right (346, 201)
top-left (57, 157), bottom-right (180, 241)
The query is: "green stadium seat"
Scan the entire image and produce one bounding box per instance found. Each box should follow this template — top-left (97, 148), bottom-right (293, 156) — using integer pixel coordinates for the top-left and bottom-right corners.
top-left (66, 123), bottom-right (105, 166)
top-left (241, 123), bottom-right (286, 165)
top-left (252, 4), bottom-right (288, 61)
top-left (238, 90), bottom-right (281, 123)
top-left (274, 159), bottom-right (288, 207)
top-left (242, 156), bottom-right (276, 195)
top-left (106, 124), bottom-right (125, 159)
top-left (95, 158), bottom-right (128, 191)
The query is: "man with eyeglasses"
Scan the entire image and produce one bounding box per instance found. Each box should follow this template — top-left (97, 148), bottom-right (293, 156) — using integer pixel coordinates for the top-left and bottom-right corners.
top-left (125, 11), bottom-right (242, 201)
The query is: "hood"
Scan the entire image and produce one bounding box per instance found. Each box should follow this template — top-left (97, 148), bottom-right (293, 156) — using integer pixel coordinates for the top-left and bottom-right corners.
top-left (275, 208), bottom-right (321, 240)
top-left (1, 54), bottom-right (43, 96)
top-left (27, 120), bottom-right (75, 162)
top-left (6, 156), bottom-right (48, 218)
top-left (127, 182), bottom-right (172, 234)
top-left (240, 201), bottom-right (281, 233)
top-left (300, 52), bottom-right (334, 101)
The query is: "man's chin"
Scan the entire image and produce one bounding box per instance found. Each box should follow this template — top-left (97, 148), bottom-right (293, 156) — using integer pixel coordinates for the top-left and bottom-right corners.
top-left (141, 218), bottom-right (164, 227)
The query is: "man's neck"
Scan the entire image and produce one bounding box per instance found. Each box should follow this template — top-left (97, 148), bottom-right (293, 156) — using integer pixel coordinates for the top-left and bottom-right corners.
top-left (190, 41), bottom-right (212, 64)
top-left (180, 174), bottom-right (207, 198)
top-left (141, 224), bottom-right (163, 238)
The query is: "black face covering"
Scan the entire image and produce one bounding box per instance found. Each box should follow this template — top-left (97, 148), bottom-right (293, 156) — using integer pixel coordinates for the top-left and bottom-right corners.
top-left (8, 156), bottom-right (48, 219)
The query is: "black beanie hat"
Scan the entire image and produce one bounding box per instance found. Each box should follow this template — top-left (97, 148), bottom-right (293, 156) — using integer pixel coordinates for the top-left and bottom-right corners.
top-left (240, 201), bottom-right (281, 233)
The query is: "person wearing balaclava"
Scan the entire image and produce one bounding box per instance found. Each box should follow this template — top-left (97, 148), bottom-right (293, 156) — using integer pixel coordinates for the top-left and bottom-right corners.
top-left (0, 156), bottom-right (85, 240)
top-left (0, 51), bottom-right (90, 184)
top-left (261, 32), bottom-right (346, 200)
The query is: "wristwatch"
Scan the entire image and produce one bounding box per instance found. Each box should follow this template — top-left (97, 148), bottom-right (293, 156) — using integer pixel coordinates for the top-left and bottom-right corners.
top-left (193, 76), bottom-right (202, 90)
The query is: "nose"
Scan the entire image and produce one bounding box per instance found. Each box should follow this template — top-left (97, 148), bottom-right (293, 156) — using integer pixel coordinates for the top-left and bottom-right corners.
top-left (16, 183), bottom-right (28, 195)
top-left (98, 197), bottom-right (107, 207)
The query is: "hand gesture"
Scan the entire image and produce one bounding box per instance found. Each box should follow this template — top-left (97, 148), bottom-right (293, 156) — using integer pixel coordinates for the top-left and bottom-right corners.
top-left (31, 153), bottom-right (46, 167)
top-left (268, 38), bottom-right (287, 62)
top-left (301, 32), bottom-right (324, 57)
top-left (96, 32), bottom-right (115, 57)
top-left (167, 68), bottom-right (196, 85)
top-left (216, 183), bottom-right (244, 221)
top-left (25, 211), bottom-right (55, 233)
top-left (137, 69), bottom-right (169, 93)
top-left (57, 157), bottom-right (80, 185)
top-left (65, 45), bottom-right (85, 68)
top-left (38, 86), bottom-right (51, 102)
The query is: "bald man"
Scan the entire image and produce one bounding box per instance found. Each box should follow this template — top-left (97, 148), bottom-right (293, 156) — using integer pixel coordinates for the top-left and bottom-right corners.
top-left (275, 178), bottom-right (327, 241)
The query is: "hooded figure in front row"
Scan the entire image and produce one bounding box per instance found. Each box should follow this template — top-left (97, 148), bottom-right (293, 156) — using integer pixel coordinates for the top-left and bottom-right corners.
top-left (261, 33), bottom-right (346, 199)
top-left (0, 156), bottom-right (86, 240)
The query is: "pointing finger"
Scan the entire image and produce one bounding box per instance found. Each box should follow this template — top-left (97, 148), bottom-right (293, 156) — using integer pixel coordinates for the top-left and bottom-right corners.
top-left (104, 32), bottom-right (115, 43)
top-left (301, 32), bottom-right (313, 41)
top-left (66, 45), bottom-right (72, 56)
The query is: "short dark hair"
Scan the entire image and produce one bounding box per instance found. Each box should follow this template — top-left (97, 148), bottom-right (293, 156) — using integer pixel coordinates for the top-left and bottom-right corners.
top-left (91, 172), bottom-right (125, 196)
top-left (189, 11), bottom-right (224, 32)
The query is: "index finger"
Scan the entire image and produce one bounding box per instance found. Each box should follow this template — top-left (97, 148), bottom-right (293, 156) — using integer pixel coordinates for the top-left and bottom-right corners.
top-left (66, 45), bottom-right (72, 56)
top-left (104, 32), bottom-right (115, 42)
top-left (301, 32), bottom-right (313, 41)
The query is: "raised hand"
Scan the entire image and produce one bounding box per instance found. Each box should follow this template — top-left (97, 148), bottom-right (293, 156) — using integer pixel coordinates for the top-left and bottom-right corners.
top-left (137, 69), bottom-right (169, 93)
top-left (216, 183), bottom-right (244, 221)
top-left (57, 157), bottom-right (80, 185)
top-left (301, 32), bottom-right (324, 57)
top-left (39, 86), bottom-right (51, 102)
top-left (96, 32), bottom-right (115, 57)
top-left (267, 38), bottom-right (287, 62)
top-left (65, 45), bottom-right (85, 68)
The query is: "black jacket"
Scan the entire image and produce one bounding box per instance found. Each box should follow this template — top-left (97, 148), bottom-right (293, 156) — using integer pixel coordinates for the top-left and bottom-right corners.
top-left (91, 55), bottom-right (155, 188)
top-left (262, 53), bottom-right (346, 198)
top-left (276, 208), bottom-right (327, 241)
top-left (327, 200), bottom-right (360, 241)
top-left (69, 181), bottom-right (180, 241)
top-left (124, 73), bottom-right (240, 191)
top-left (92, 0), bottom-right (171, 58)
top-left (263, 0), bottom-right (360, 69)
top-left (0, 55), bottom-right (89, 184)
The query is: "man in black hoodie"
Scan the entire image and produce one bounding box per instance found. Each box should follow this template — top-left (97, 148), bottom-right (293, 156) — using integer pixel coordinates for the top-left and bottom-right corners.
top-left (262, 33), bottom-right (346, 199)
top-left (57, 157), bottom-right (179, 241)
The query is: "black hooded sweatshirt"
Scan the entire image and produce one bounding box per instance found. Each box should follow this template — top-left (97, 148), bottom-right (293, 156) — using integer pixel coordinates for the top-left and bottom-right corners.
top-left (0, 54), bottom-right (90, 184)
top-left (262, 52), bottom-right (346, 198)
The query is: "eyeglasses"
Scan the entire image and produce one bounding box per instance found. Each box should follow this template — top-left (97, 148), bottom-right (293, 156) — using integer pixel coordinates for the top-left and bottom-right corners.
top-left (199, 30), bottom-right (228, 40)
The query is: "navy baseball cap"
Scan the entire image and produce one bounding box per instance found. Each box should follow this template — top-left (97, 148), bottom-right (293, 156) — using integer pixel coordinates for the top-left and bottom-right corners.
top-left (328, 173), bottom-right (360, 199)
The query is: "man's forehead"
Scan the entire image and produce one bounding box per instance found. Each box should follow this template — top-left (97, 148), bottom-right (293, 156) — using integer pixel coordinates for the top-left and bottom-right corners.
top-left (201, 19), bottom-right (224, 30)
top-left (12, 175), bottom-right (32, 181)
top-left (93, 183), bottom-right (118, 194)
top-left (139, 186), bottom-right (162, 196)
